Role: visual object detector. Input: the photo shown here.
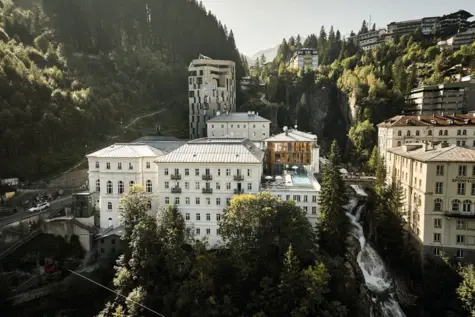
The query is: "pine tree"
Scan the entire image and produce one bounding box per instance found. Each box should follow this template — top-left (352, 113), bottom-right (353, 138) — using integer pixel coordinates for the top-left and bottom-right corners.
top-left (317, 140), bottom-right (348, 257)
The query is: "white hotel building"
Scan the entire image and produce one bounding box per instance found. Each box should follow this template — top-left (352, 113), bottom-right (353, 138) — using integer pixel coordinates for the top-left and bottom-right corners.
top-left (386, 143), bottom-right (475, 262)
top-left (87, 130), bottom-right (321, 247)
top-left (378, 114), bottom-right (475, 158)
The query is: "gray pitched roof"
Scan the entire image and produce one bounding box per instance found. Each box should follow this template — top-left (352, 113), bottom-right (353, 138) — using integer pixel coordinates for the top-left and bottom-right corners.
top-left (87, 143), bottom-right (166, 158)
top-left (155, 138), bottom-right (264, 164)
top-left (264, 129), bottom-right (318, 142)
top-left (388, 144), bottom-right (475, 162)
top-left (207, 112), bottom-right (270, 123)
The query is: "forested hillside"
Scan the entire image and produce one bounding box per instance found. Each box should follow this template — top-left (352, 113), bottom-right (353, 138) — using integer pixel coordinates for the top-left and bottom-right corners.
top-left (251, 22), bottom-right (475, 164)
top-left (0, 0), bottom-right (244, 179)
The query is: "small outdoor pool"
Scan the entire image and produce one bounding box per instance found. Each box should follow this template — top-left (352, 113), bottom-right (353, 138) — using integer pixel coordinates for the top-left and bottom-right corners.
top-left (291, 174), bottom-right (311, 185)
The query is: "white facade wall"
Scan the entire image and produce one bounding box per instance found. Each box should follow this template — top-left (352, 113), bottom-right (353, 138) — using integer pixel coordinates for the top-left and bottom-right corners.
top-left (207, 121), bottom-right (270, 141)
top-left (87, 157), bottom-right (159, 229)
top-left (266, 189), bottom-right (319, 225)
top-left (378, 126), bottom-right (475, 158)
top-left (155, 162), bottom-right (263, 246)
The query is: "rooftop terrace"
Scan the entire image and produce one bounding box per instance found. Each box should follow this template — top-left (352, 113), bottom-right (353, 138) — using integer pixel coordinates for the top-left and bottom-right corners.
top-left (261, 170), bottom-right (320, 192)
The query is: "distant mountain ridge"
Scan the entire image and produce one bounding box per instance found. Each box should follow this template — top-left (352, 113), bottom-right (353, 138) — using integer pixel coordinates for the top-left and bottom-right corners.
top-left (246, 44), bottom-right (280, 65)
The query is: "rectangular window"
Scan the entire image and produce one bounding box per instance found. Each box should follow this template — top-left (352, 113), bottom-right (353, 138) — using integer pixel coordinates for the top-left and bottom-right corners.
top-left (185, 168), bottom-right (189, 176)
top-left (433, 247), bottom-right (440, 256)
top-left (458, 183), bottom-right (466, 195)
top-left (247, 183), bottom-right (252, 191)
top-left (185, 213), bottom-right (190, 220)
top-left (286, 195), bottom-right (290, 201)
top-left (216, 214), bottom-right (221, 221)
top-left (216, 182), bottom-right (220, 190)
top-left (196, 213), bottom-right (201, 221)
top-left (226, 169), bottom-right (231, 176)
top-left (457, 220), bottom-right (466, 230)
top-left (434, 218), bottom-right (442, 228)
top-left (146, 162), bottom-right (150, 169)
top-left (303, 206), bottom-right (308, 212)
top-left (175, 197), bottom-right (180, 205)
top-left (185, 182), bottom-right (189, 190)
top-left (457, 249), bottom-right (465, 258)
top-left (195, 169), bottom-right (200, 176)
top-left (456, 235), bottom-right (465, 245)
top-left (226, 182), bottom-right (231, 190)
top-left (247, 169), bottom-right (251, 177)
top-left (459, 165), bottom-right (467, 176)
top-left (473, 166), bottom-right (475, 176)
top-left (216, 198), bottom-right (221, 205)
top-left (312, 196), bottom-right (317, 203)
top-left (206, 197), bottom-right (211, 205)
top-left (196, 197), bottom-right (200, 205)
top-left (435, 182), bottom-right (443, 194)
top-left (196, 228), bottom-right (200, 235)
top-left (472, 184), bottom-right (475, 196)
top-left (206, 228), bottom-right (211, 235)
top-left (433, 233), bottom-right (441, 243)
top-left (206, 213), bottom-right (211, 221)
top-left (195, 182), bottom-right (200, 190)
top-left (165, 197), bottom-right (169, 204)
top-left (118, 162), bottom-right (122, 170)
top-left (106, 162), bottom-right (111, 170)
top-left (311, 207), bottom-right (317, 215)
top-left (185, 197), bottom-right (190, 205)
top-left (165, 181), bottom-right (169, 189)
top-left (226, 198), bottom-right (231, 205)
top-left (164, 168), bottom-right (169, 176)
top-left (217, 228), bottom-right (221, 235)
top-left (217, 169), bottom-right (221, 176)
top-left (129, 163), bottom-right (133, 170)
top-left (304, 195), bottom-right (308, 202)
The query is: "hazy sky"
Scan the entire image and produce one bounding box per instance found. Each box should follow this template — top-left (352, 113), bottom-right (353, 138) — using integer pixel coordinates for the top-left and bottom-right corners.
top-left (200, 0), bottom-right (474, 56)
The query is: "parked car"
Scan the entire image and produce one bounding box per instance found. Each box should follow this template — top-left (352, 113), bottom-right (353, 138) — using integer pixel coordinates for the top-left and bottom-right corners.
top-left (29, 202), bottom-right (50, 213)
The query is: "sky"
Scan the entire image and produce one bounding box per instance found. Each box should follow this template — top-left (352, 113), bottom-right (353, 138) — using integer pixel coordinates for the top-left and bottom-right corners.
top-left (200, 0), bottom-right (474, 56)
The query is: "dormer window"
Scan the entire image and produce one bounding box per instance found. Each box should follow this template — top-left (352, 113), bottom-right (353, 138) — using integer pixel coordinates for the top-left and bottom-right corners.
top-left (448, 120), bottom-right (454, 125)
top-left (430, 120), bottom-right (437, 124)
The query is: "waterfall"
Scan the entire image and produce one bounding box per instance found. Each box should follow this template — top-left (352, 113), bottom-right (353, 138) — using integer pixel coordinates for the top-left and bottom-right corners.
top-left (346, 200), bottom-right (406, 317)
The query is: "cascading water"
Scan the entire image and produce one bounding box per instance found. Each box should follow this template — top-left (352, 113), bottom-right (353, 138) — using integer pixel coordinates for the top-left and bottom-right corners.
top-left (346, 200), bottom-right (406, 317)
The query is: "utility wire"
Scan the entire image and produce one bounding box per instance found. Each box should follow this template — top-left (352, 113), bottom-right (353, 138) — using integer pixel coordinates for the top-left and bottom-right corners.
top-left (67, 269), bottom-right (166, 317)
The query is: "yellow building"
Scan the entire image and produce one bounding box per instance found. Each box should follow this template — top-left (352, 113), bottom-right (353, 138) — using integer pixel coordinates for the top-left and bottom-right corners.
top-left (387, 142), bottom-right (475, 262)
top-left (288, 48), bottom-right (318, 71)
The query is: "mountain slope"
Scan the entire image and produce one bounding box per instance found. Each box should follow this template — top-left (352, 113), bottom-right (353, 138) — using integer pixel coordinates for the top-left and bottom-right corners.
top-left (247, 44), bottom-right (280, 65)
top-left (0, 0), bottom-right (244, 180)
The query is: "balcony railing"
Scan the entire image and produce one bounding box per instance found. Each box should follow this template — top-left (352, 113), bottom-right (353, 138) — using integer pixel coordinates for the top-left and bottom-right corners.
top-left (444, 210), bottom-right (475, 219)
top-left (171, 187), bottom-right (182, 194)
top-left (202, 188), bottom-right (213, 194)
top-left (171, 174), bottom-right (182, 180)
top-left (233, 175), bottom-right (244, 181)
top-left (202, 174), bottom-right (213, 181)
top-left (234, 189), bottom-right (244, 195)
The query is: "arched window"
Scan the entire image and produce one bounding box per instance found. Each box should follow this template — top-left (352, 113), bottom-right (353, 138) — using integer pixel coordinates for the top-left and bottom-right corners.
top-left (416, 130), bottom-right (420, 136)
top-left (146, 180), bottom-right (153, 193)
top-left (444, 130), bottom-right (448, 136)
top-left (452, 199), bottom-right (461, 212)
top-left (118, 181), bottom-right (124, 194)
top-left (397, 141), bottom-right (401, 146)
top-left (95, 180), bottom-right (100, 193)
top-left (107, 202), bottom-right (112, 210)
top-left (462, 200), bottom-right (472, 213)
top-left (463, 130), bottom-right (467, 136)
top-left (107, 181), bottom-right (113, 194)
top-left (439, 130), bottom-right (443, 136)
top-left (407, 130), bottom-right (411, 136)
top-left (457, 130), bottom-right (461, 136)
top-left (129, 181), bottom-right (135, 188)
top-left (434, 198), bottom-right (443, 211)
top-left (428, 130), bottom-right (432, 136)
top-left (398, 131), bottom-right (402, 136)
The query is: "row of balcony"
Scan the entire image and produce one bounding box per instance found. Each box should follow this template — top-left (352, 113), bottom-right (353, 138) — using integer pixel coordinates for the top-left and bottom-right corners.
top-left (444, 210), bottom-right (475, 219)
top-left (169, 174), bottom-right (245, 181)
top-left (169, 187), bottom-right (245, 195)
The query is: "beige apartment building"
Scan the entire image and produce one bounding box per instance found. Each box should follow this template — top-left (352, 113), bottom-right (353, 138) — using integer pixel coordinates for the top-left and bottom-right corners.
top-left (387, 142), bottom-right (475, 262)
top-left (378, 114), bottom-right (475, 157)
top-left (188, 54), bottom-right (236, 140)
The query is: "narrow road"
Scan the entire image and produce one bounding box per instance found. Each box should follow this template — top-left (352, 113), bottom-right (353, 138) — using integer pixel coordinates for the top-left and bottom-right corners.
top-left (123, 109), bottom-right (165, 130)
top-left (0, 195), bottom-right (72, 227)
